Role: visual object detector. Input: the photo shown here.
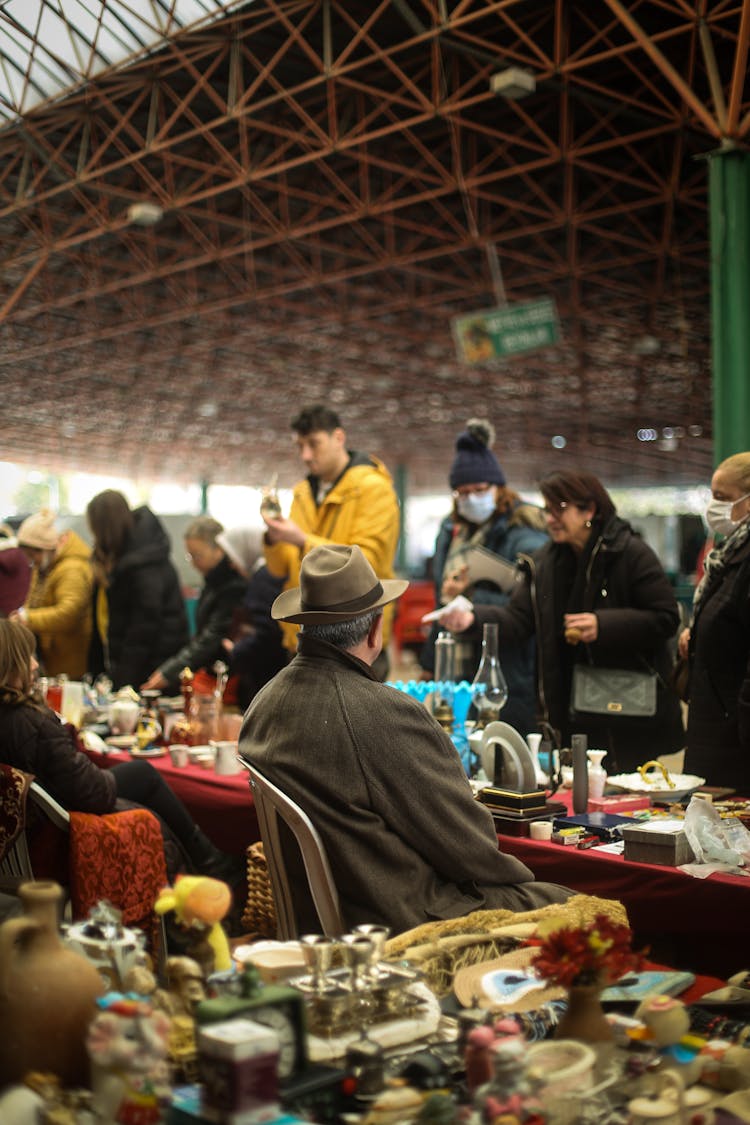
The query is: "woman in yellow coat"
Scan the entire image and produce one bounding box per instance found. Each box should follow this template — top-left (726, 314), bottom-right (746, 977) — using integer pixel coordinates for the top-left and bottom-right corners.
top-left (15, 509), bottom-right (92, 679)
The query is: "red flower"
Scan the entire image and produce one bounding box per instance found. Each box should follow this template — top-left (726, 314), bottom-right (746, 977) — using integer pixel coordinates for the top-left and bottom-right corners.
top-left (532, 913), bottom-right (643, 988)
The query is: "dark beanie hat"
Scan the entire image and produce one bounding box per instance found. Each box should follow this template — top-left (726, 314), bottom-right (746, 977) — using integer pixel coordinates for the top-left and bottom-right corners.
top-left (449, 419), bottom-right (506, 489)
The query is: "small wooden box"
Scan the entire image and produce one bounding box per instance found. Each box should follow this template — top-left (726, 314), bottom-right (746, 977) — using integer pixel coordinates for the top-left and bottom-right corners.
top-left (621, 819), bottom-right (695, 866)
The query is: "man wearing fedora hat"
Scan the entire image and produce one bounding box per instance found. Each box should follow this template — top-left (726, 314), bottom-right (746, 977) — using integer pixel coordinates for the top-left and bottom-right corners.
top-left (239, 544), bottom-right (570, 935)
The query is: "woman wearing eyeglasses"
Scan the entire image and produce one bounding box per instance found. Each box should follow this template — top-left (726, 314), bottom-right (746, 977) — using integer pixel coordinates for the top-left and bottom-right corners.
top-left (419, 419), bottom-right (547, 735)
top-left (437, 468), bottom-right (684, 773)
top-left (678, 453), bottom-right (750, 791)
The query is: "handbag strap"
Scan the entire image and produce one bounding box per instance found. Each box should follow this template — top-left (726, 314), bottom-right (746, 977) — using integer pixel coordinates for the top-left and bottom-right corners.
top-left (580, 642), bottom-right (665, 690)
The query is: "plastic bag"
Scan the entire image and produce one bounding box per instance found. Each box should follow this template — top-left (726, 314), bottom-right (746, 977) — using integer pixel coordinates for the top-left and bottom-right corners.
top-left (683, 795), bottom-right (750, 867)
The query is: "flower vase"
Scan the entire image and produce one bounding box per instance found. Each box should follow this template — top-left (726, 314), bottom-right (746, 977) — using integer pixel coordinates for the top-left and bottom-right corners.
top-left (555, 980), bottom-right (613, 1044)
top-left (586, 749), bottom-right (607, 800)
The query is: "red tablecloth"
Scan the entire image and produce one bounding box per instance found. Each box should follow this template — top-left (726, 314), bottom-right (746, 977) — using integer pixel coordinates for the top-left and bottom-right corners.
top-left (85, 748), bottom-right (259, 857)
top-left (497, 832), bottom-right (750, 980)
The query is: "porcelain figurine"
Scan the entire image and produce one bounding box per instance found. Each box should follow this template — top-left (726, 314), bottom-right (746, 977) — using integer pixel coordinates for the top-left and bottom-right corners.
top-left (87, 995), bottom-right (171, 1124)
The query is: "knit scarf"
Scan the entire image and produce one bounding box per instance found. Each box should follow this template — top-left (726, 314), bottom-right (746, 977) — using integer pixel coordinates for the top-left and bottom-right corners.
top-left (693, 517), bottom-right (750, 612)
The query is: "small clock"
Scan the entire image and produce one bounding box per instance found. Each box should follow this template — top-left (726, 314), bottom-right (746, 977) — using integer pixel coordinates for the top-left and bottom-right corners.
top-left (196, 969), bottom-right (307, 1082)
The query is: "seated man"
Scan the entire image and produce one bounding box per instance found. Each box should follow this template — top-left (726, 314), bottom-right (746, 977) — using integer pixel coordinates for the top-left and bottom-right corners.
top-left (239, 543), bottom-right (570, 935)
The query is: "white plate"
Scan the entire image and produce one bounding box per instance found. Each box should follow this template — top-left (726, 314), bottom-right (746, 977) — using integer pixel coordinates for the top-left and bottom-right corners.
top-left (105, 735), bottom-right (138, 751)
top-left (607, 771), bottom-right (705, 802)
top-left (130, 745), bottom-right (167, 759)
top-left (483, 721), bottom-right (533, 761)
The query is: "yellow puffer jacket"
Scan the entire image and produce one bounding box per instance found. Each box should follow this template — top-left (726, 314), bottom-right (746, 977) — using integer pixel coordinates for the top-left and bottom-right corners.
top-left (25, 530), bottom-right (93, 679)
top-left (265, 454), bottom-right (401, 653)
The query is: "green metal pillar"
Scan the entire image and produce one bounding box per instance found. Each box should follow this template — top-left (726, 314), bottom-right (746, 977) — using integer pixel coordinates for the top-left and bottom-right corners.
top-left (394, 462), bottom-right (408, 574)
top-left (709, 148), bottom-right (750, 464)
top-left (199, 479), bottom-right (209, 515)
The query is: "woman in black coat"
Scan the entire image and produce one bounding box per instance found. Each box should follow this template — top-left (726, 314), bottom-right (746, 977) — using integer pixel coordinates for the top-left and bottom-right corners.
top-left (437, 470), bottom-right (684, 774)
top-left (141, 516), bottom-right (246, 694)
top-left (680, 453), bottom-right (750, 791)
top-left (87, 490), bottom-right (188, 690)
top-left (0, 619), bottom-right (241, 882)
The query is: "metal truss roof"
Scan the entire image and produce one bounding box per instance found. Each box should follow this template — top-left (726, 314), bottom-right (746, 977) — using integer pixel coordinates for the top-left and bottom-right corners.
top-left (1, 1), bottom-right (748, 494)
top-left (0, 0), bottom-right (243, 122)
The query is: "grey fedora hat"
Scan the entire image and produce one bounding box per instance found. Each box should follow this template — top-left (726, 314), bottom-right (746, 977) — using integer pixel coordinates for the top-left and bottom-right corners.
top-left (271, 544), bottom-right (408, 624)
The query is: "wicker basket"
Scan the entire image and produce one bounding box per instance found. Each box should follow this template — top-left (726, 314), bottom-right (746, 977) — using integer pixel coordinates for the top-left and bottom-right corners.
top-left (241, 841), bottom-right (277, 938)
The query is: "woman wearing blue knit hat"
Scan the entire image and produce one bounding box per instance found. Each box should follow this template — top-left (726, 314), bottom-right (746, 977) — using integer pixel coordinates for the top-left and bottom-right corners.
top-left (420, 419), bottom-right (547, 735)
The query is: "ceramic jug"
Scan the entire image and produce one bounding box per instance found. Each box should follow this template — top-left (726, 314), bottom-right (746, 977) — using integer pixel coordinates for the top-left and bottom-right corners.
top-left (108, 697), bottom-right (140, 735)
top-left (0, 881), bottom-right (104, 1087)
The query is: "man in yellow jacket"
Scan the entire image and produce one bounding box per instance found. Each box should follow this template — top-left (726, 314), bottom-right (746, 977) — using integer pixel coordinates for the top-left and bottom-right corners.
top-left (263, 404), bottom-right (401, 679)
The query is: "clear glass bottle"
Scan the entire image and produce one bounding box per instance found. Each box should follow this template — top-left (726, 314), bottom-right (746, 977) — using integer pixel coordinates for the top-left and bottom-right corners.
top-left (470, 623), bottom-right (508, 729)
top-left (259, 472), bottom-right (281, 519)
top-left (431, 631), bottom-right (456, 731)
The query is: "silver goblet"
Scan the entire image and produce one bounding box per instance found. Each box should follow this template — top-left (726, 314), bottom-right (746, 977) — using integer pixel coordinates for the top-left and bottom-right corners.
top-left (352, 923), bottom-right (390, 982)
top-left (299, 933), bottom-right (337, 994)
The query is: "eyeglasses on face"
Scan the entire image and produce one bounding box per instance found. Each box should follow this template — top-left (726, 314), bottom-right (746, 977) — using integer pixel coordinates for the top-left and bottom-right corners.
top-left (452, 483), bottom-right (493, 500)
top-left (541, 500), bottom-right (570, 516)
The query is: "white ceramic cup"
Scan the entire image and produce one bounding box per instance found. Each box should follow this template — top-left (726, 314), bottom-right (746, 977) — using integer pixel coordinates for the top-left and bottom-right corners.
top-left (212, 740), bottom-right (241, 775)
top-left (530, 820), bottom-right (553, 841)
top-left (169, 744), bottom-right (189, 767)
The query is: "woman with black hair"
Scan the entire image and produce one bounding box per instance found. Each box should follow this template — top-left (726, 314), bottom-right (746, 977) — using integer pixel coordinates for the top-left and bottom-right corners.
top-left (87, 490), bottom-right (188, 690)
top-left (437, 469), bottom-right (684, 773)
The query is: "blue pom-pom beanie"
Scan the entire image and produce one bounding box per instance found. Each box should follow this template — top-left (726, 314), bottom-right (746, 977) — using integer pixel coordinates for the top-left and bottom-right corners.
top-left (449, 420), bottom-right (506, 489)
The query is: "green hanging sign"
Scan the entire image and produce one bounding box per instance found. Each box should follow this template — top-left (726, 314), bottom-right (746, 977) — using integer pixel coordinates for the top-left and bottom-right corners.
top-left (453, 297), bottom-right (559, 362)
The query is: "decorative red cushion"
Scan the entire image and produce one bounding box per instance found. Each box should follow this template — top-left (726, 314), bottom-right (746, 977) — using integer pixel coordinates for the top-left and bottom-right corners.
top-left (69, 808), bottom-right (168, 937)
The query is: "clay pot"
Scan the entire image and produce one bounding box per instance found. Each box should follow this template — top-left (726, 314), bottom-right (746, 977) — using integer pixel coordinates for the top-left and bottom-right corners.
top-left (0, 881), bottom-right (104, 1087)
top-left (555, 979), bottom-right (613, 1044)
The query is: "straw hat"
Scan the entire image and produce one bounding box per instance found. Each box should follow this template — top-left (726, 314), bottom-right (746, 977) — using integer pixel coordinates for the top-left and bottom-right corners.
top-left (453, 945), bottom-right (565, 1012)
top-left (272, 544), bottom-right (408, 624)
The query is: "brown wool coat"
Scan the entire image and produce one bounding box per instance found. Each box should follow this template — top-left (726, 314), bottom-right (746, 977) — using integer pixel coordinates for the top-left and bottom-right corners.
top-left (240, 634), bottom-right (570, 934)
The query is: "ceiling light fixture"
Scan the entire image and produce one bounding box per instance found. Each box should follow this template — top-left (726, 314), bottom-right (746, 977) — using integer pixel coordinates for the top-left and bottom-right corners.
top-left (490, 68), bottom-right (536, 100)
top-left (633, 334), bottom-right (661, 356)
top-left (127, 201), bottom-right (164, 226)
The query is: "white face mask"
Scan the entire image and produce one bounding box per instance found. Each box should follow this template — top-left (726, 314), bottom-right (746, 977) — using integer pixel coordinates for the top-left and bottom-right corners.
top-left (457, 490), bottom-right (496, 524)
top-left (705, 492), bottom-right (750, 537)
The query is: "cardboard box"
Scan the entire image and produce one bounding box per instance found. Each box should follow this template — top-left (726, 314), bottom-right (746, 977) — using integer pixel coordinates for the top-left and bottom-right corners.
top-left (621, 819), bottom-right (695, 866)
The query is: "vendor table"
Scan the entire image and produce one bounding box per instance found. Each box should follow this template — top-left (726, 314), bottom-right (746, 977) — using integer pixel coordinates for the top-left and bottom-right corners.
top-left (84, 748), bottom-right (258, 857)
top-left (496, 832), bottom-right (750, 980)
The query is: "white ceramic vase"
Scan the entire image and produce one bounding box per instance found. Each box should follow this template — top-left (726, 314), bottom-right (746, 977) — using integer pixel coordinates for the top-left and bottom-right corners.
top-left (586, 749), bottom-right (607, 799)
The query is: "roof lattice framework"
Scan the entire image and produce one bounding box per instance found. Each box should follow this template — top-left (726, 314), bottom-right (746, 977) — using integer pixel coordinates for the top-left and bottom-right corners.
top-left (1, 1), bottom-right (748, 492)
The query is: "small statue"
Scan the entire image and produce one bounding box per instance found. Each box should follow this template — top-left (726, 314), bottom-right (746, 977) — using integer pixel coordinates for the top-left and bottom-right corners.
top-left (86, 996), bottom-right (171, 1124)
top-left (152, 956), bottom-right (207, 1084)
top-left (473, 1037), bottom-right (536, 1125)
top-left (155, 955), bottom-right (207, 1019)
top-left (154, 875), bottom-right (232, 975)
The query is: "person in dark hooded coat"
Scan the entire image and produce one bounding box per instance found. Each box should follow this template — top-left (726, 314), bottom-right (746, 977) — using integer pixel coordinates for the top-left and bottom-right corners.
top-left (87, 490), bottom-right (188, 690)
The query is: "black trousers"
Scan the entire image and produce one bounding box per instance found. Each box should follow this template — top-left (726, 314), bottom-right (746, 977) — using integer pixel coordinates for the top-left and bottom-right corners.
top-left (110, 759), bottom-right (197, 852)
